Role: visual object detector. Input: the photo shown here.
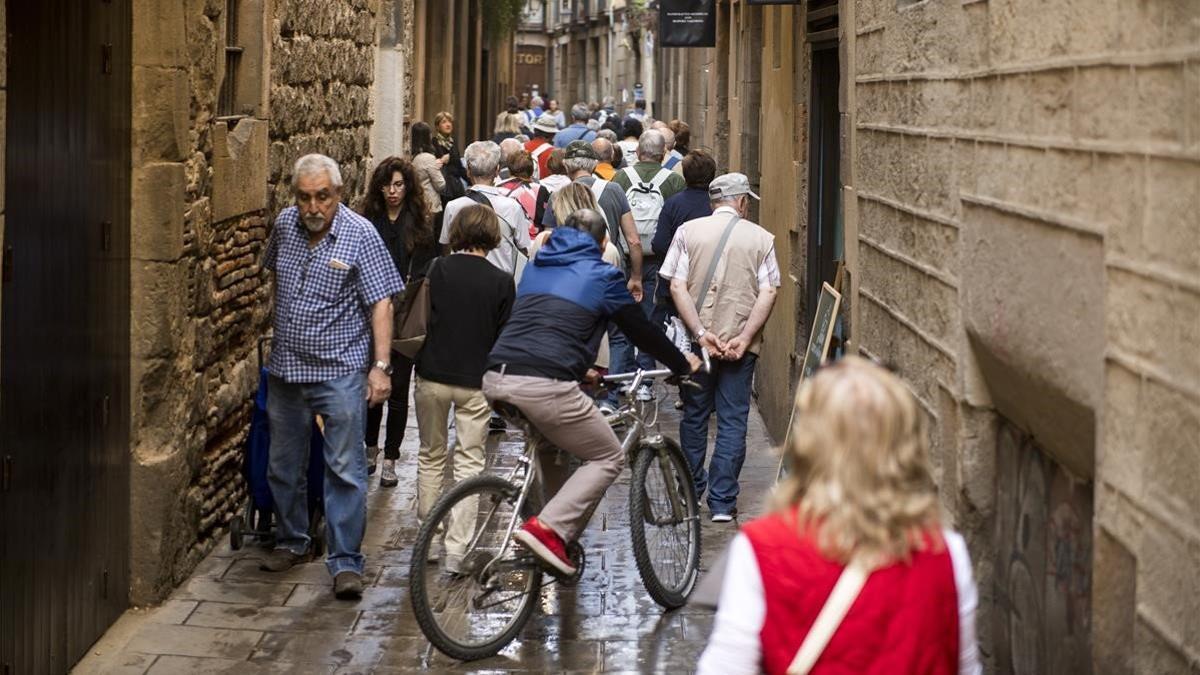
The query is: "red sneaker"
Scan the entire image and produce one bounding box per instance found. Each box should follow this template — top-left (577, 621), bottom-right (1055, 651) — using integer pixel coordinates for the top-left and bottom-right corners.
top-left (513, 517), bottom-right (577, 576)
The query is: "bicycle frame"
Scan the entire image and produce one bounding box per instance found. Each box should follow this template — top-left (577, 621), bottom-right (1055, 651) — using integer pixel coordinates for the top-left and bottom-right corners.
top-left (480, 366), bottom-right (681, 579)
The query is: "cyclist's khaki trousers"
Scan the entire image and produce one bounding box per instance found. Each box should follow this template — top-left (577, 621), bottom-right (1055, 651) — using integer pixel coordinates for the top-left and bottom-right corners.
top-left (482, 370), bottom-right (625, 541)
top-left (413, 376), bottom-right (490, 559)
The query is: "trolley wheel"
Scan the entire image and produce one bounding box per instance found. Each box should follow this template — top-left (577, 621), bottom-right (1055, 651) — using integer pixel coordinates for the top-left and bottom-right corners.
top-left (230, 515), bottom-right (244, 551)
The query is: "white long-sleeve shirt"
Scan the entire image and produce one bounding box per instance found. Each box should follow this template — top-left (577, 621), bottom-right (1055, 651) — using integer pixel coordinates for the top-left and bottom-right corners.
top-left (697, 530), bottom-right (983, 675)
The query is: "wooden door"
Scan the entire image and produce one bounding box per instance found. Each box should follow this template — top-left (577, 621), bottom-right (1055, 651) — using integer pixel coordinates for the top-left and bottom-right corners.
top-left (0, 0), bottom-right (132, 673)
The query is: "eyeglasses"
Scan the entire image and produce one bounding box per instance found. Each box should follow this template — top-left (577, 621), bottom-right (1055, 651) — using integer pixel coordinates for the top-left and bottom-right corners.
top-left (383, 182), bottom-right (406, 193)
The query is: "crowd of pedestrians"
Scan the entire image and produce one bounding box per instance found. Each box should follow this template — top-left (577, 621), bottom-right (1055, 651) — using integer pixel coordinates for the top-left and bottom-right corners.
top-left (256, 93), bottom-right (979, 673)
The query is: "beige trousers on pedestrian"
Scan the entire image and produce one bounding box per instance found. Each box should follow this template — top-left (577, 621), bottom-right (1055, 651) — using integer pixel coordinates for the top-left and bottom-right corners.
top-left (413, 376), bottom-right (490, 561)
top-left (481, 370), bottom-right (625, 541)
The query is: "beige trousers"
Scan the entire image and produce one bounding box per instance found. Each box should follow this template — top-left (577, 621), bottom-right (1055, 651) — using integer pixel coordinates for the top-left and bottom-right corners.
top-left (413, 376), bottom-right (490, 561)
top-left (481, 370), bottom-right (625, 541)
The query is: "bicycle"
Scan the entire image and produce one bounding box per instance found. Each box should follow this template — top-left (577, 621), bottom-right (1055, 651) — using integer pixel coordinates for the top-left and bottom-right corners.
top-left (408, 364), bottom-right (706, 661)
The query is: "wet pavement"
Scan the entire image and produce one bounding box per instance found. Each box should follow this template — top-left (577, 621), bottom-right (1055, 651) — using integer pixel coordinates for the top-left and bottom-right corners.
top-left (74, 386), bottom-right (780, 674)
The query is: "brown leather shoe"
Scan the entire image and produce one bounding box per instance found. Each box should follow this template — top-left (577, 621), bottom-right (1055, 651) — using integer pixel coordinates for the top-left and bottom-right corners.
top-left (333, 571), bottom-right (363, 600)
top-left (258, 548), bottom-right (309, 572)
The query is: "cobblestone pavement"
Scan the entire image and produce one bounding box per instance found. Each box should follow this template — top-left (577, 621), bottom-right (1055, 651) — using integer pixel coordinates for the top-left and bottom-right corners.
top-left (75, 387), bottom-right (780, 674)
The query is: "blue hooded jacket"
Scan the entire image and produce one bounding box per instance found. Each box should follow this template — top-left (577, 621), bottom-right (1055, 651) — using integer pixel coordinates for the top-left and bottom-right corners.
top-left (487, 227), bottom-right (690, 382)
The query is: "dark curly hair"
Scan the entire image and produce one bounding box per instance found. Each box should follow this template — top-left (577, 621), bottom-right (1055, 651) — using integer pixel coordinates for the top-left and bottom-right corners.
top-left (361, 156), bottom-right (434, 251)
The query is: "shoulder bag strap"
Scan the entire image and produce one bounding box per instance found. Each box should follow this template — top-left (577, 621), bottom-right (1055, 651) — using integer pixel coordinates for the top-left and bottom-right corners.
top-left (622, 165), bottom-right (642, 188)
top-left (649, 168), bottom-right (672, 190)
top-left (786, 559), bottom-right (871, 675)
top-left (693, 212), bottom-right (741, 313)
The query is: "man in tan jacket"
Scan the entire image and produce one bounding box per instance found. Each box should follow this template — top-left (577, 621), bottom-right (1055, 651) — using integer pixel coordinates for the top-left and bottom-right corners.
top-left (659, 173), bottom-right (780, 522)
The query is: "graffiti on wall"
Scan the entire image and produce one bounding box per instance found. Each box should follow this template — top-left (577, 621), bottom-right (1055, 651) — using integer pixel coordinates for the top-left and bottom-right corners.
top-left (994, 421), bottom-right (1093, 675)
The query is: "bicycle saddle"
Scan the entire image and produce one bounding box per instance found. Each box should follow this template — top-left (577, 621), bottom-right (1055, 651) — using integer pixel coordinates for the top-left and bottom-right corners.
top-left (492, 400), bottom-right (526, 422)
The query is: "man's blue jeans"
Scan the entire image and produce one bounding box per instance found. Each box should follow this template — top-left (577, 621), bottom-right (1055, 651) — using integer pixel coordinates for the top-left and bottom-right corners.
top-left (679, 352), bottom-right (757, 514)
top-left (267, 371), bottom-right (368, 576)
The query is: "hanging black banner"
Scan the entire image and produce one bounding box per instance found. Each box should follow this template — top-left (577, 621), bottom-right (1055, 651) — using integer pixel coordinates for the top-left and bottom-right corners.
top-left (659, 0), bottom-right (717, 48)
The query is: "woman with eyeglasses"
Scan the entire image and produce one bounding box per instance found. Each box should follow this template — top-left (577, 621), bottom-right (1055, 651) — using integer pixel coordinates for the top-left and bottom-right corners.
top-left (359, 156), bottom-right (437, 488)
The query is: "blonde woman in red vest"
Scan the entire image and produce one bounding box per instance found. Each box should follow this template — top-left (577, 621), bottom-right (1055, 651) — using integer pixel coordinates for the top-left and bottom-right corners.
top-left (698, 356), bottom-right (981, 675)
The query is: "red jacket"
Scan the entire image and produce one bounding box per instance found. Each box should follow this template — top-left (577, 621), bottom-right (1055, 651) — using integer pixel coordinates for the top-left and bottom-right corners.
top-left (742, 511), bottom-right (960, 675)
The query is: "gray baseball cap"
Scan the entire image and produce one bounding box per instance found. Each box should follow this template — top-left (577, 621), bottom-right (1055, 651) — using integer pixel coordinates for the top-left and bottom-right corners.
top-left (708, 172), bottom-right (760, 201)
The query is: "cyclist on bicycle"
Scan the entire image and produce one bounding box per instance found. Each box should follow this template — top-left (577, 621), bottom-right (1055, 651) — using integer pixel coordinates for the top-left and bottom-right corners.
top-left (483, 208), bottom-right (702, 575)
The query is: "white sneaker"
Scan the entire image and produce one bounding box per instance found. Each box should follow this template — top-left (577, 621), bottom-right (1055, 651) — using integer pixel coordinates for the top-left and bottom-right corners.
top-left (365, 445), bottom-right (380, 475)
top-left (635, 383), bottom-right (655, 402)
top-left (380, 459), bottom-right (398, 488)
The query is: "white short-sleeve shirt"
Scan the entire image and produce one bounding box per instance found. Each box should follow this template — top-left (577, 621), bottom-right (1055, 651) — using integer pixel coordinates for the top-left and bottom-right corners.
top-left (440, 185), bottom-right (532, 275)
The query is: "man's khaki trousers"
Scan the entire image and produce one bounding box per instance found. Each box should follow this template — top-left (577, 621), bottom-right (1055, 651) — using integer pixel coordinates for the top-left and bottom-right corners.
top-left (481, 370), bottom-right (625, 541)
top-left (413, 376), bottom-right (490, 564)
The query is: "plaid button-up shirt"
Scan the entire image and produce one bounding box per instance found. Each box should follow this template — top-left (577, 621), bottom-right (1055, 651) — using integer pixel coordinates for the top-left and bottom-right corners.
top-left (264, 203), bottom-right (404, 383)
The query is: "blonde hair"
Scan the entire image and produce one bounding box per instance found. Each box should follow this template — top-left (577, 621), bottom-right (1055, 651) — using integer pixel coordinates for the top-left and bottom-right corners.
top-left (774, 356), bottom-right (940, 566)
top-left (551, 182), bottom-right (600, 224)
top-left (495, 112), bottom-right (523, 135)
top-left (434, 111), bottom-right (454, 128)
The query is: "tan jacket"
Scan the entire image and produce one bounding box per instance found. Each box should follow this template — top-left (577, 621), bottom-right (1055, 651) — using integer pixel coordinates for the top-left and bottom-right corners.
top-left (679, 211), bottom-right (775, 355)
top-left (412, 152), bottom-right (445, 213)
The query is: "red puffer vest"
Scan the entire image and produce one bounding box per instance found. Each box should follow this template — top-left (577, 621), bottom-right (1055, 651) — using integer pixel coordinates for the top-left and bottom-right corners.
top-left (741, 511), bottom-right (959, 675)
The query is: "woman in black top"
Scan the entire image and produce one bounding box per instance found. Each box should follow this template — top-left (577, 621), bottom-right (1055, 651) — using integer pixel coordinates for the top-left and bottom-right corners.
top-left (360, 156), bottom-right (437, 487)
top-left (432, 111), bottom-right (467, 203)
top-left (414, 205), bottom-right (515, 573)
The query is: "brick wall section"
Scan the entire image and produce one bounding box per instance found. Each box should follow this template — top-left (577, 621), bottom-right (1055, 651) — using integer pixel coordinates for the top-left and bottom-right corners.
top-left (129, 0), bottom-right (380, 604)
top-left (847, 0), bottom-right (1200, 671)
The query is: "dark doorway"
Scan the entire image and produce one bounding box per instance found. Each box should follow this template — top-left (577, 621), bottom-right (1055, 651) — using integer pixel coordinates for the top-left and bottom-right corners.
top-left (805, 8), bottom-right (841, 331)
top-left (0, 0), bottom-right (132, 673)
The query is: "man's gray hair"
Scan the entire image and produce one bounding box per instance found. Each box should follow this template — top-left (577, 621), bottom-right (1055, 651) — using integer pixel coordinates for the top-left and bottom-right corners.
top-left (464, 140), bottom-right (502, 177)
top-left (292, 154), bottom-right (343, 189)
top-left (531, 96), bottom-right (544, 108)
top-left (499, 137), bottom-right (523, 165)
top-left (637, 130), bottom-right (666, 162)
top-left (596, 129), bottom-right (618, 143)
top-left (658, 127), bottom-right (676, 152)
top-left (571, 103), bottom-right (591, 121)
top-left (563, 156), bottom-right (599, 175)
top-left (592, 137), bottom-right (615, 162)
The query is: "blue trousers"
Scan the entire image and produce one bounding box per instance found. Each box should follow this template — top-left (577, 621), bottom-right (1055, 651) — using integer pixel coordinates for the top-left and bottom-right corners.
top-left (266, 371), bottom-right (368, 576)
top-left (679, 353), bottom-right (757, 514)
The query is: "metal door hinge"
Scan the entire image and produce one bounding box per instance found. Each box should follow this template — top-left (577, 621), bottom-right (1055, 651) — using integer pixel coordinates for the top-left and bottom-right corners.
top-left (1, 456), bottom-right (11, 493)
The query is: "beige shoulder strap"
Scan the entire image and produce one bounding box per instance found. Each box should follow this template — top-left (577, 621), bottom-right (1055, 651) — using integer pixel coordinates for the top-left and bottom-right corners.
top-left (787, 560), bottom-right (870, 675)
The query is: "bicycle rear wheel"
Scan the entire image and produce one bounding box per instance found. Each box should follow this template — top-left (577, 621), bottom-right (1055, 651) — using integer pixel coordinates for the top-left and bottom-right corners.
top-left (409, 474), bottom-right (542, 661)
top-left (629, 438), bottom-right (702, 609)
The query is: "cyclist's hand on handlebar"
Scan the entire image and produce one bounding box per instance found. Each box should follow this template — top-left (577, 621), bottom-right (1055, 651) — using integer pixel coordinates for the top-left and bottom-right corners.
top-left (583, 368), bottom-right (602, 385)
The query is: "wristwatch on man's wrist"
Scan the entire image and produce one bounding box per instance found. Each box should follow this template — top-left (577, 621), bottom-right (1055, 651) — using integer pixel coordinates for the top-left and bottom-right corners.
top-left (372, 360), bottom-right (394, 376)
top-left (694, 328), bottom-right (707, 341)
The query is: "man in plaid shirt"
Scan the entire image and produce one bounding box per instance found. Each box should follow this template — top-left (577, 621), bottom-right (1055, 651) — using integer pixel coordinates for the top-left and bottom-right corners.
top-left (260, 154), bottom-right (403, 599)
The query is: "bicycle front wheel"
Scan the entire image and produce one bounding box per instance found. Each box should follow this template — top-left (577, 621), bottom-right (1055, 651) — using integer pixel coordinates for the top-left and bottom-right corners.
top-left (409, 474), bottom-right (542, 661)
top-left (629, 438), bottom-right (702, 609)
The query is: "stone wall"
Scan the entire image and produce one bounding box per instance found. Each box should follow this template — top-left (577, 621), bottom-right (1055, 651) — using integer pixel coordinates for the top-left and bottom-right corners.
top-left (844, 0), bottom-right (1200, 671)
top-left (129, 0), bottom-right (381, 604)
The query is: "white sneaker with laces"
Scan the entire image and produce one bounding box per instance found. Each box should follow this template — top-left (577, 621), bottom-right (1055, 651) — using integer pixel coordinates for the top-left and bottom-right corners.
top-left (635, 383), bottom-right (655, 402)
top-left (380, 459), bottom-right (398, 488)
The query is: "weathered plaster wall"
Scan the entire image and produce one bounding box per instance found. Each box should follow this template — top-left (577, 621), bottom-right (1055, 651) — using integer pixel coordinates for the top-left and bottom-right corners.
top-left (845, 0), bottom-right (1200, 671)
top-left (129, 0), bottom-right (381, 604)
top-left (659, 2), bottom-right (796, 438)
